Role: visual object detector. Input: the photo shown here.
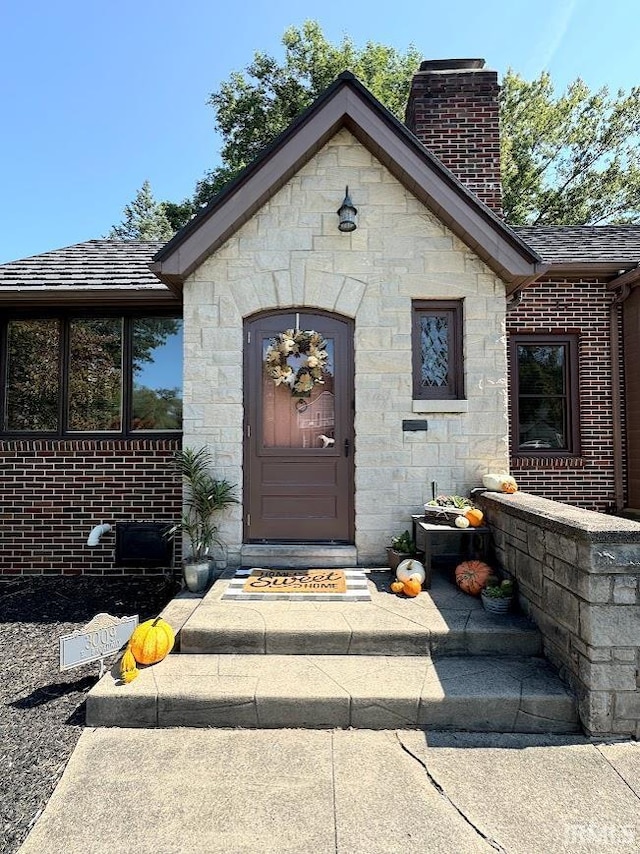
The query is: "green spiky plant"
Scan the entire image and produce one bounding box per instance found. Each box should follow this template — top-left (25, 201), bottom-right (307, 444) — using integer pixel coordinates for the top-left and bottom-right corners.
top-left (168, 446), bottom-right (239, 562)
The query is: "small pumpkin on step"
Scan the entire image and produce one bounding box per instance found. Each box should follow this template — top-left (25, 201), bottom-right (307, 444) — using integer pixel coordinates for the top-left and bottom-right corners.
top-left (455, 560), bottom-right (492, 596)
top-left (120, 646), bottom-right (139, 683)
top-left (129, 617), bottom-right (175, 666)
top-left (402, 577), bottom-right (422, 598)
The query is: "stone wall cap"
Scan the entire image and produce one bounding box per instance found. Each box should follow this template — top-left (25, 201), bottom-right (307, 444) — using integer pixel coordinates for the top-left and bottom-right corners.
top-left (480, 491), bottom-right (640, 543)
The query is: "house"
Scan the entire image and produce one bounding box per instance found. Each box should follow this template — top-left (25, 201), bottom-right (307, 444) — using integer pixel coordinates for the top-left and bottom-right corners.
top-left (2, 58), bottom-right (640, 575)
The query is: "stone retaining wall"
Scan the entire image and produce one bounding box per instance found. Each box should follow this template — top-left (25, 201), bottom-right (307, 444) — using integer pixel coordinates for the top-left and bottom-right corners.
top-left (478, 491), bottom-right (640, 738)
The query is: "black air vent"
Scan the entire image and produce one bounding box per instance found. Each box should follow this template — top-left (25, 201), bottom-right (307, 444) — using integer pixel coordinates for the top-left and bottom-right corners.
top-left (115, 522), bottom-right (174, 568)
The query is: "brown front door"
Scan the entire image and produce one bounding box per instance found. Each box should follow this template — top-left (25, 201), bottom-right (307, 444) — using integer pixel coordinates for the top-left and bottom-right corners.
top-left (244, 311), bottom-right (354, 542)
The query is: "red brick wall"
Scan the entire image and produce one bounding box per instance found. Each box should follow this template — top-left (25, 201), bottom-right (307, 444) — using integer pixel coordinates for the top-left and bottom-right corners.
top-left (405, 61), bottom-right (502, 215)
top-left (506, 277), bottom-right (623, 512)
top-left (0, 438), bottom-right (182, 576)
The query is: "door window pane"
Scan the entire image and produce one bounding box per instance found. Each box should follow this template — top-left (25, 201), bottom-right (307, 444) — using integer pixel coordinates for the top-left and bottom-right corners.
top-left (262, 337), bottom-right (335, 448)
top-left (6, 319), bottom-right (60, 431)
top-left (131, 318), bottom-right (183, 430)
top-left (68, 318), bottom-right (122, 431)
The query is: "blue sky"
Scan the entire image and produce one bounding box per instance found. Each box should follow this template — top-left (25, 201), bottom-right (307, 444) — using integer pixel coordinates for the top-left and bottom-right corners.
top-left (1, 0), bottom-right (636, 263)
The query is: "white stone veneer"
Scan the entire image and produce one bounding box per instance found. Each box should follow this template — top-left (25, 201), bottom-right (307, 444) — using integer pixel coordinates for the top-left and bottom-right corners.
top-left (183, 129), bottom-right (510, 565)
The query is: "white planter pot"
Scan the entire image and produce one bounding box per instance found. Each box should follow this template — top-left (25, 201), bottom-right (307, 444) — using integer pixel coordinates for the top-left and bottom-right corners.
top-left (183, 560), bottom-right (211, 593)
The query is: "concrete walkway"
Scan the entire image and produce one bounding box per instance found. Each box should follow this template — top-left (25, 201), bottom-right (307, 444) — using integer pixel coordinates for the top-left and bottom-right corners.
top-left (19, 728), bottom-right (640, 854)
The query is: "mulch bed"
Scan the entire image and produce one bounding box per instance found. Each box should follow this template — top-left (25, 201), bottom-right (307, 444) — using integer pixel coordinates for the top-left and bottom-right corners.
top-left (0, 575), bottom-right (180, 854)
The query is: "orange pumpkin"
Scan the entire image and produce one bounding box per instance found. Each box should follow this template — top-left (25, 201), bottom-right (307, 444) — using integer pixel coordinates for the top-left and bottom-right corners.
top-left (403, 577), bottom-right (422, 597)
top-left (455, 560), bottom-right (492, 596)
top-left (465, 508), bottom-right (484, 527)
top-left (129, 617), bottom-right (175, 665)
top-left (501, 481), bottom-right (518, 494)
top-left (390, 580), bottom-right (405, 594)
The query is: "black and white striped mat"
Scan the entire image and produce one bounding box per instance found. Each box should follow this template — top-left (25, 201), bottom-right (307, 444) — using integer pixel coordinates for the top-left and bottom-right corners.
top-left (221, 568), bottom-right (371, 601)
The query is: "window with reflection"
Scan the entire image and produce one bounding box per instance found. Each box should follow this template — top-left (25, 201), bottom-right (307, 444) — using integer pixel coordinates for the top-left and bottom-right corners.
top-left (6, 319), bottom-right (60, 431)
top-left (511, 334), bottom-right (579, 454)
top-left (0, 314), bottom-right (182, 435)
top-left (68, 318), bottom-right (123, 431)
top-left (132, 318), bottom-right (183, 430)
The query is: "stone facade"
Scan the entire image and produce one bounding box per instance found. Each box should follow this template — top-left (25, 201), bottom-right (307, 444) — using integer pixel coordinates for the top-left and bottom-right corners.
top-left (183, 128), bottom-right (511, 565)
top-left (481, 490), bottom-right (640, 738)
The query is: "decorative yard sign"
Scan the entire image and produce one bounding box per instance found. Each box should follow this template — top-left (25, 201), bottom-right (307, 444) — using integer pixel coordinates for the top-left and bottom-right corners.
top-left (59, 613), bottom-right (138, 676)
top-left (242, 569), bottom-right (347, 595)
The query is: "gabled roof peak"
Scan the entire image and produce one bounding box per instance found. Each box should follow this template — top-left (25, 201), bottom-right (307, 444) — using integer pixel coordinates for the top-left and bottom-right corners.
top-left (152, 71), bottom-right (543, 292)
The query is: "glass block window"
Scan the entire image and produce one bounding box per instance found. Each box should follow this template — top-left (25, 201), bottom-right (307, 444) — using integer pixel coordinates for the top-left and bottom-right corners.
top-left (510, 334), bottom-right (579, 455)
top-left (412, 301), bottom-right (463, 399)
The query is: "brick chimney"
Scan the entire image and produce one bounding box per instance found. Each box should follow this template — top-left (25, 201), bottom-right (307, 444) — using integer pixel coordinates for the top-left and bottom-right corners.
top-left (405, 58), bottom-right (502, 215)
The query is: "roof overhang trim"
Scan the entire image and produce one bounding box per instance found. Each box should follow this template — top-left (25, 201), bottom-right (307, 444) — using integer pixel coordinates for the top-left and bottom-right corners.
top-left (0, 286), bottom-right (181, 308)
top-left (151, 76), bottom-right (544, 294)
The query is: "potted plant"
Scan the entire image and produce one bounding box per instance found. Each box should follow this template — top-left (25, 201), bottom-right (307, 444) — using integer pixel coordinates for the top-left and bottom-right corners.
top-left (386, 530), bottom-right (421, 572)
top-left (168, 446), bottom-right (239, 593)
top-left (481, 575), bottom-right (515, 614)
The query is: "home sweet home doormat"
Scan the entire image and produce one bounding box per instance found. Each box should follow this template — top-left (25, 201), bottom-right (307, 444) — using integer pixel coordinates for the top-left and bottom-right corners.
top-left (222, 568), bottom-right (371, 601)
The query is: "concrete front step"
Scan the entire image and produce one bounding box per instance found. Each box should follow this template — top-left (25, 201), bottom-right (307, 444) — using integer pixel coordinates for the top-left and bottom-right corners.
top-left (240, 544), bottom-right (357, 569)
top-left (179, 571), bottom-right (542, 658)
top-left (87, 653), bottom-right (579, 733)
top-left (180, 601), bottom-right (541, 657)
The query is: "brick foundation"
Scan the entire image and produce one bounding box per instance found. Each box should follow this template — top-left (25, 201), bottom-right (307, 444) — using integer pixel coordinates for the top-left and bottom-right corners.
top-left (0, 438), bottom-right (182, 576)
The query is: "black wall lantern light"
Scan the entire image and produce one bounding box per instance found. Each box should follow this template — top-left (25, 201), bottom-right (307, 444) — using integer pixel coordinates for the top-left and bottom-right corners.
top-left (337, 186), bottom-right (357, 232)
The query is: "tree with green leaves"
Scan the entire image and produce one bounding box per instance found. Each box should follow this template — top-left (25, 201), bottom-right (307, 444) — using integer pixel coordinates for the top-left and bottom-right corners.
top-left (192, 21), bottom-right (421, 207)
top-left (161, 21), bottom-right (640, 227)
top-left (108, 179), bottom-right (174, 240)
top-left (500, 70), bottom-right (640, 224)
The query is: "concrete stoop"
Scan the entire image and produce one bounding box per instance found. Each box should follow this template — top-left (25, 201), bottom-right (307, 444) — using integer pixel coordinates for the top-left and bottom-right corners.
top-left (87, 653), bottom-right (578, 733)
top-left (86, 570), bottom-right (580, 735)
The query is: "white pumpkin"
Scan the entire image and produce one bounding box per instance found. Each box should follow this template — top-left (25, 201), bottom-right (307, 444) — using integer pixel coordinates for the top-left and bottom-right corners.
top-left (482, 472), bottom-right (505, 491)
top-left (454, 515), bottom-right (470, 529)
top-left (483, 472), bottom-right (518, 492)
top-left (396, 559), bottom-right (426, 585)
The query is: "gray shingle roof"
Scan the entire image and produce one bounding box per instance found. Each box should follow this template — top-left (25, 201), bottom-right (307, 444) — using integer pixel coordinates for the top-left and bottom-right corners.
top-left (513, 226), bottom-right (640, 265)
top-left (0, 240), bottom-right (165, 288)
top-left (3, 226), bottom-right (640, 294)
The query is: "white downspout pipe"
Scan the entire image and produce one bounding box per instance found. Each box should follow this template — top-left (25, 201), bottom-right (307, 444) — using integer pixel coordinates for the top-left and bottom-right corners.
top-left (87, 523), bottom-right (112, 547)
